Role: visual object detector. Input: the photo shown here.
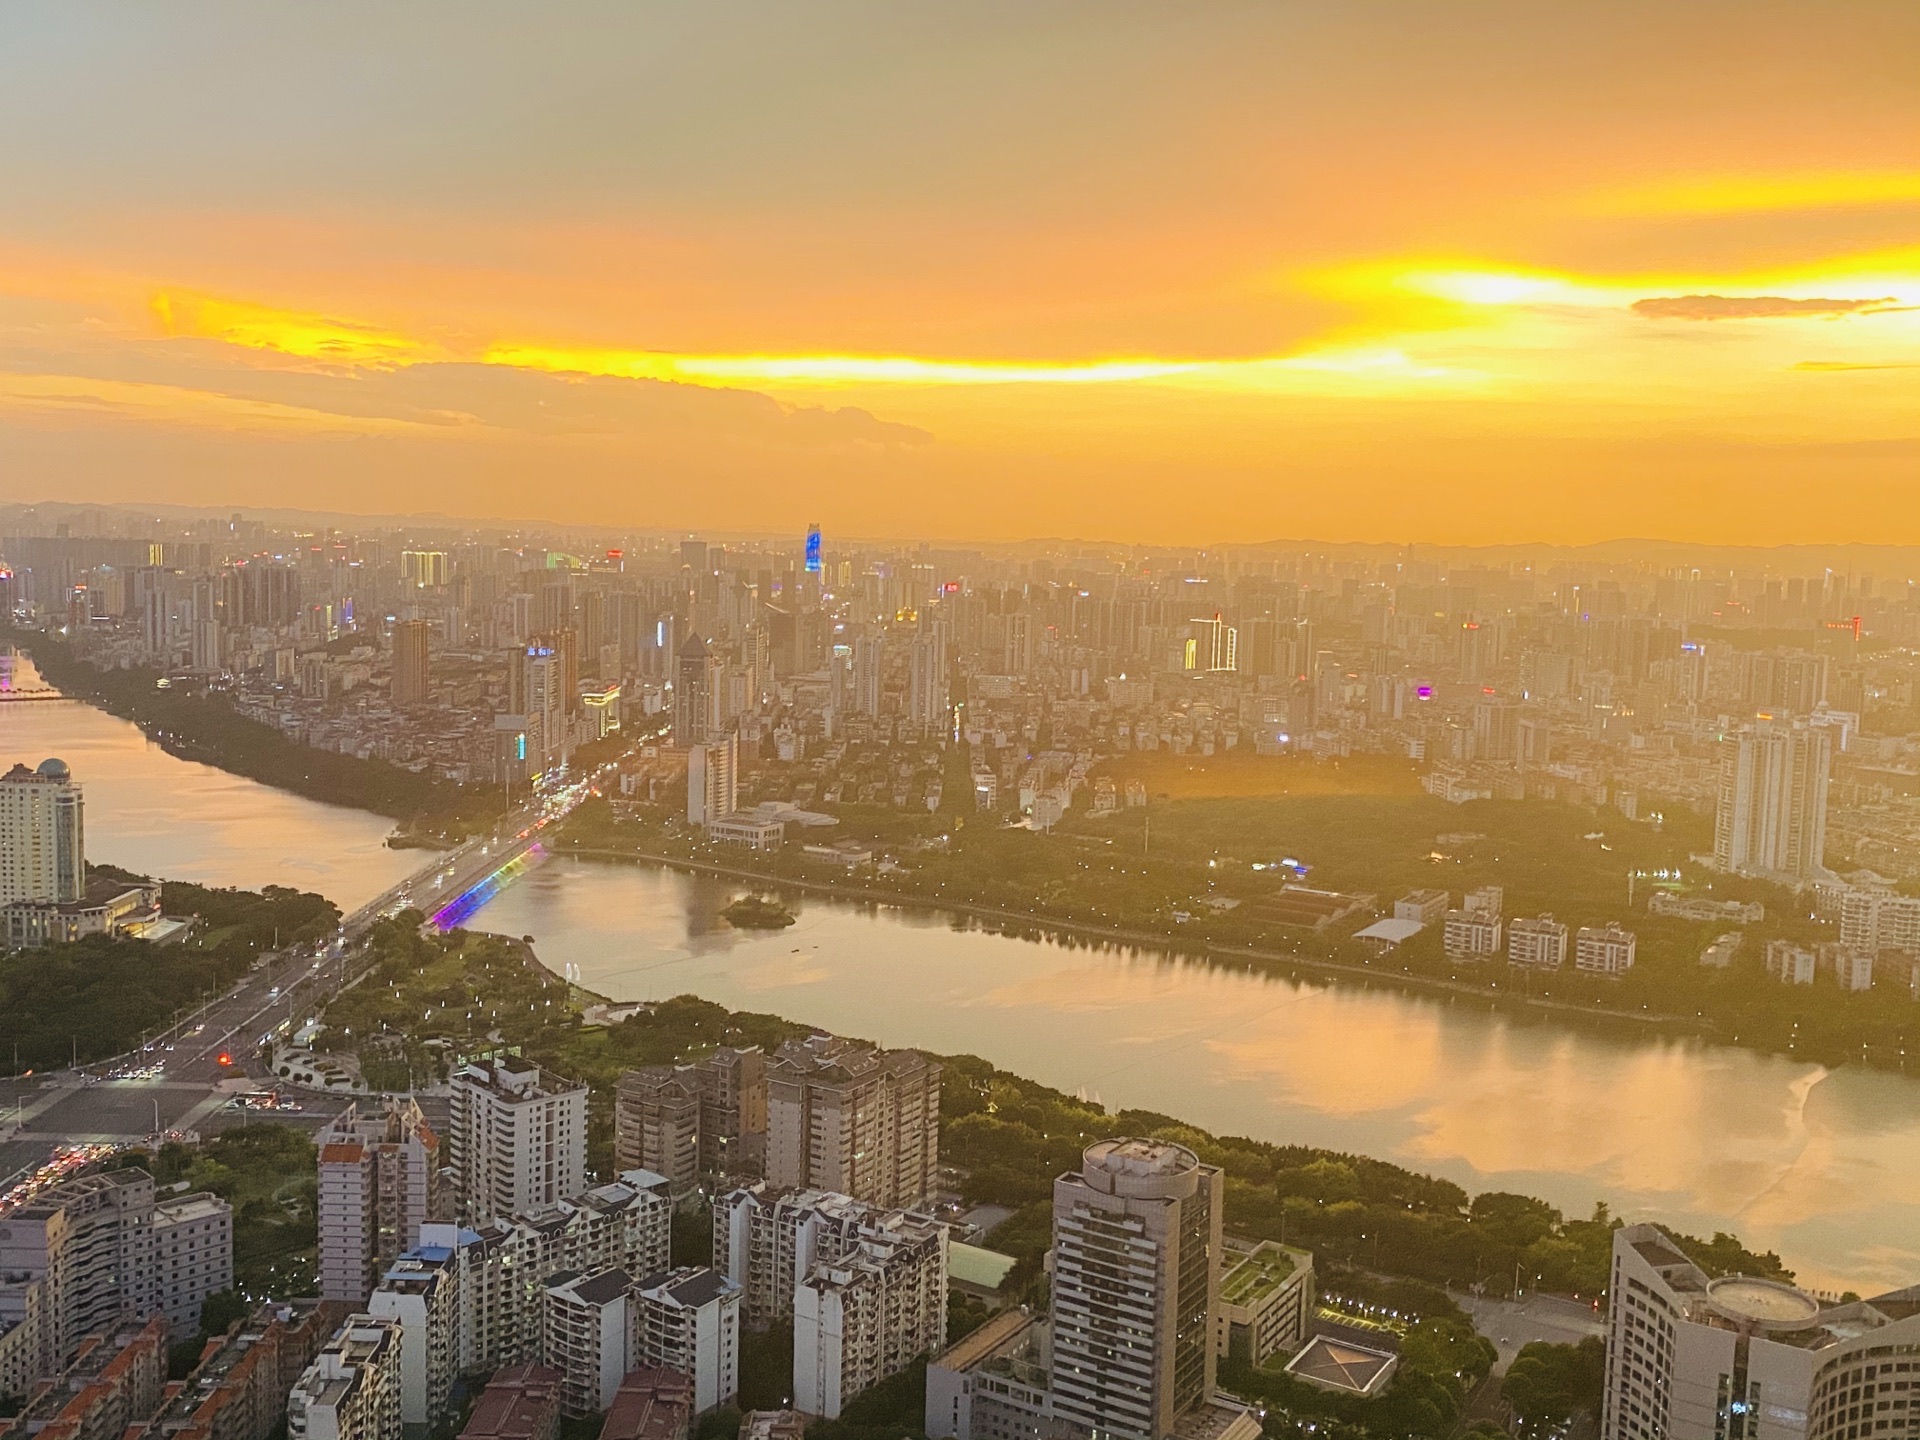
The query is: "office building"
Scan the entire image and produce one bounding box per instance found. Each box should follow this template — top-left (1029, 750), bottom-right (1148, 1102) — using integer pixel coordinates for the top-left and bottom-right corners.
top-left (318, 1099), bottom-right (440, 1305)
top-left (389, 620), bottom-right (431, 706)
top-left (673, 635), bottom-right (715, 748)
top-left (1393, 889), bottom-right (1450, 924)
top-left (152, 1191), bottom-right (235, 1334)
top-left (794, 1211), bottom-right (946, 1419)
top-left (447, 1062), bottom-right (588, 1223)
top-left (614, 1049), bottom-right (768, 1199)
top-left (599, 1367), bottom-right (694, 1440)
top-left (285, 1317), bottom-right (402, 1440)
top-left (1576, 924), bottom-right (1638, 976)
top-left (366, 1249), bottom-right (460, 1427)
top-left (0, 758), bottom-right (85, 904)
top-left (0, 1169), bottom-right (158, 1376)
top-left (686, 732), bottom-right (738, 829)
top-left (457, 1365), bottom-right (562, 1440)
top-left (420, 1170), bottom-right (672, 1379)
top-left (1187, 613), bottom-right (1237, 673)
top-left (1443, 907), bottom-right (1502, 962)
top-left (1213, 1242), bottom-right (1315, 1368)
top-left (1602, 1224), bottom-right (1920, 1440)
top-left (1049, 1139), bottom-right (1222, 1440)
top-left (542, 1270), bottom-right (632, 1418)
top-left (1714, 718), bottom-right (1831, 884)
top-left (1507, 915), bottom-right (1569, 969)
top-left (765, 1035), bottom-right (940, 1209)
top-left (633, 1269), bottom-right (740, 1417)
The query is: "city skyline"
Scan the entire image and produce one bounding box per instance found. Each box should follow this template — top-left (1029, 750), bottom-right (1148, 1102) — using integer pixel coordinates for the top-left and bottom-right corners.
top-left (3, 5), bottom-right (1919, 544)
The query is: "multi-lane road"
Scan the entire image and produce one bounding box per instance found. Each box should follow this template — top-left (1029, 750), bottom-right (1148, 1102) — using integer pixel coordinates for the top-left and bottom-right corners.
top-left (0, 771), bottom-right (599, 1194)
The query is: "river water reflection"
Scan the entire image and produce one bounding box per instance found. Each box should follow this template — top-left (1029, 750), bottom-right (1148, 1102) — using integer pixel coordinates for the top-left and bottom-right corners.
top-left (468, 854), bottom-right (1920, 1295)
top-left (0, 654), bottom-right (415, 909)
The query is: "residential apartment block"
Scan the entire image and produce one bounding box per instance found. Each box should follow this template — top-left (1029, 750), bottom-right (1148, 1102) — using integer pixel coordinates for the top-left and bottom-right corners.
top-left (765, 1035), bottom-right (940, 1209)
top-left (285, 1317), bottom-right (402, 1440)
top-left (318, 1098), bottom-right (440, 1304)
top-left (447, 1062), bottom-right (588, 1224)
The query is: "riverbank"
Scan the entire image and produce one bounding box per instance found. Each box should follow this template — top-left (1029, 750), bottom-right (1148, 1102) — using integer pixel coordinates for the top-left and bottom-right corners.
top-left (4, 633), bottom-right (502, 841)
top-left (554, 840), bottom-right (1721, 1039)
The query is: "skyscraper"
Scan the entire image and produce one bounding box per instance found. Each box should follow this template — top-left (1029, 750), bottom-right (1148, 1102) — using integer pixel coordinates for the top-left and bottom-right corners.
top-left (852, 634), bottom-right (885, 717)
top-left (1713, 717), bottom-right (1831, 883)
top-left (674, 633), bottom-right (715, 747)
top-left (0, 758), bottom-right (85, 904)
top-left (1049, 1138), bottom-right (1222, 1440)
top-left (908, 627), bottom-right (949, 730)
top-left (390, 619), bottom-right (431, 706)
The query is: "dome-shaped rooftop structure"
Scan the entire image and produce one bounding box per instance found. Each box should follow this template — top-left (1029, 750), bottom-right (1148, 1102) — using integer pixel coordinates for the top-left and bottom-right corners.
top-left (35, 757), bottom-right (70, 779)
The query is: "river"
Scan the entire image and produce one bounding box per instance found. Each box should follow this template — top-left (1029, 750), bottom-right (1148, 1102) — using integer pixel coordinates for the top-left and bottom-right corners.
top-left (465, 854), bottom-right (1920, 1297)
top-left (0, 653), bottom-right (416, 909)
top-left (4, 662), bottom-right (1917, 1294)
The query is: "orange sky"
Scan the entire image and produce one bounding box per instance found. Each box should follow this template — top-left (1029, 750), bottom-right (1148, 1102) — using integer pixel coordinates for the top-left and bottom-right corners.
top-left (1, 3), bottom-right (1917, 544)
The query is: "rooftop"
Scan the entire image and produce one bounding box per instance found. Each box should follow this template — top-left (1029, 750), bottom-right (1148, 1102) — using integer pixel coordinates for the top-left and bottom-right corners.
top-left (1284, 1334), bottom-right (1399, 1396)
top-left (1220, 1245), bottom-right (1301, 1307)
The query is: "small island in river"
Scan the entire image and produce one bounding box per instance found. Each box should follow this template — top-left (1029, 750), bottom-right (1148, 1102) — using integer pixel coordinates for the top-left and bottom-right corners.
top-left (722, 894), bottom-right (796, 929)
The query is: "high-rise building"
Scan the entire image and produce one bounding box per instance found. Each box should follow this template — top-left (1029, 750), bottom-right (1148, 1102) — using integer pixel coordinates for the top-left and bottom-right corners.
top-left (1049, 1138), bottom-right (1222, 1440)
top-left (1187, 613), bottom-right (1237, 672)
top-left (0, 1169), bottom-right (158, 1376)
top-left (674, 635), bottom-right (715, 748)
top-left (390, 620), bottom-right (431, 706)
top-left (366, 1249), bottom-right (461, 1428)
top-left (1714, 717), bottom-right (1831, 883)
top-left (509, 644), bottom-right (569, 779)
top-left (447, 1062), bottom-right (588, 1224)
top-left (794, 1210), bottom-right (946, 1419)
top-left (153, 1191), bottom-right (235, 1334)
top-left (686, 731), bottom-right (738, 828)
top-left (632, 1268), bottom-right (741, 1416)
top-left (908, 628), bottom-right (949, 730)
top-left (318, 1099), bottom-right (440, 1305)
top-left (286, 1317), bottom-right (402, 1440)
top-left (852, 635), bottom-right (885, 717)
top-left (765, 1036), bottom-right (941, 1209)
top-left (1601, 1224), bottom-right (1920, 1440)
top-left (0, 758), bottom-right (85, 904)
top-left (615, 1049), bottom-right (767, 1199)
top-left (541, 1269), bottom-right (632, 1418)
top-left (419, 1171), bottom-right (671, 1379)
top-left (400, 551), bottom-right (448, 590)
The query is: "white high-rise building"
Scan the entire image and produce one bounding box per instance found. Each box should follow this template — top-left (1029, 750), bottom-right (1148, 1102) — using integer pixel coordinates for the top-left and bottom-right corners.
top-left (287, 1316), bottom-right (403, 1440)
top-left (1602, 1224), bottom-right (1920, 1440)
top-left (1714, 718), bottom-right (1831, 883)
top-left (0, 759), bottom-right (85, 904)
top-left (907, 628), bottom-right (949, 730)
top-left (687, 731), bottom-right (739, 828)
top-left (366, 1249), bottom-right (461, 1428)
top-left (1050, 1138), bottom-right (1222, 1440)
top-left (420, 1169), bottom-right (672, 1378)
top-left (794, 1212), bottom-right (946, 1419)
top-left (852, 635), bottom-right (886, 717)
top-left (447, 1062), bottom-right (588, 1224)
top-left (0, 1169), bottom-right (158, 1376)
top-left (542, 1269), bottom-right (633, 1418)
top-left (318, 1099), bottom-right (440, 1304)
top-left (633, 1268), bottom-right (741, 1416)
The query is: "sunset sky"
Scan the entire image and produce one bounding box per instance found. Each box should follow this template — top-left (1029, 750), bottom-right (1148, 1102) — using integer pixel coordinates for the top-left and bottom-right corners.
top-left (3, 3), bottom-right (1917, 545)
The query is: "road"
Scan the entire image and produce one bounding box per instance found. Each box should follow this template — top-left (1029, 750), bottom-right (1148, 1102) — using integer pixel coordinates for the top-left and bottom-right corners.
top-left (0, 768), bottom-right (601, 1191)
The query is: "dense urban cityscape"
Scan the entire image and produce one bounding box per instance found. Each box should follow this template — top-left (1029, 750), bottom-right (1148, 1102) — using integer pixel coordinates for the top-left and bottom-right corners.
top-left (1, 503), bottom-right (1918, 1440)
top-left (6, 5), bottom-right (1920, 1439)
